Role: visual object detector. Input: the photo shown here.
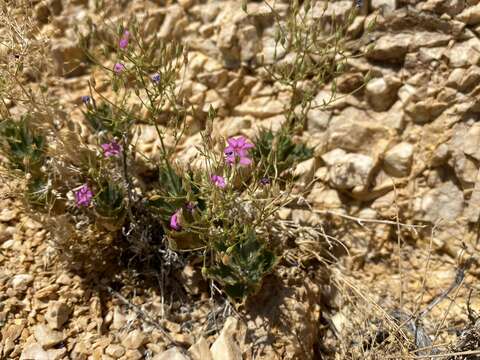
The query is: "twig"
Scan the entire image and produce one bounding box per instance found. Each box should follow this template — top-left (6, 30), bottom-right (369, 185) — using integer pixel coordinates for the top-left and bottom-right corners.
top-left (104, 285), bottom-right (177, 345)
top-left (419, 258), bottom-right (473, 318)
top-left (314, 209), bottom-right (426, 229)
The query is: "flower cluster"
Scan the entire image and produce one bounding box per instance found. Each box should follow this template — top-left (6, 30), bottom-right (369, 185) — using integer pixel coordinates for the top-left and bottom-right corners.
top-left (75, 184), bottom-right (93, 207)
top-left (169, 136), bottom-right (254, 231)
top-left (119, 30), bottom-right (130, 49)
top-left (101, 140), bottom-right (122, 158)
top-left (224, 136), bottom-right (254, 166)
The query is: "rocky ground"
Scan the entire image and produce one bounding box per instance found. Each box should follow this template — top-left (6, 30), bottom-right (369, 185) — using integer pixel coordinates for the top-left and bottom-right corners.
top-left (3, 0), bottom-right (480, 359)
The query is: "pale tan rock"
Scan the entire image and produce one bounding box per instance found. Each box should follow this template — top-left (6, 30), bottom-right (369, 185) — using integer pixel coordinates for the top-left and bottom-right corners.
top-left (105, 344), bottom-right (125, 357)
top-left (457, 3), bottom-right (480, 24)
top-left (444, 38), bottom-right (480, 67)
top-left (50, 39), bottom-right (87, 77)
top-left (463, 123), bottom-right (480, 160)
top-left (307, 186), bottom-right (343, 209)
top-left (0, 208), bottom-right (18, 222)
top-left (45, 301), bottom-right (70, 330)
top-left (125, 349), bottom-right (143, 360)
top-left (47, 348), bottom-right (67, 360)
top-left (20, 343), bottom-right (49, 360)
top-left (367, 33), bottom-right (412, 62)
top-left (413, 181), bottom-right (464, 222)
top-left (234, 97), bottom-right (284, 119)
top-left (153, 347), bottom-right (190, 360)
top-left (189, 337), bottom-right (213, 360)
top-left (327, 108), bottom-right (394, 156)
top-left (371, 0), bottom-right (397, 13)
top-left (11, 274), bottom-right (34, 290)
top-left (121, 330), bottom-right (146, 350)
top-left (383, 142), bottom-right (414, 177)
top-left (323, 149), bottom-right (376, 191)
top-left (210, 317), bottom-right (243, 360)
top-left (405, 99), bottom-right (448, 124)
top-left (33, 324), bottom-right (64, 348)
top-left (293, 158), bottom-right (318, 186)
top-left (159, 5), bottom-right (186, 40)
top-left (365, 76), bottom-right (399, 111)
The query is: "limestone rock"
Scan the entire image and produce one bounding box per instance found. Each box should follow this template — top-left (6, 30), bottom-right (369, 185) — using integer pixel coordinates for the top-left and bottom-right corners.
top-left (322, 149), bottom-right (376, 191)
top-left (383, 142), bottom-right (414, 177)
top-left (307, 185), bottom-right (343, 209)
top-left (371, 0), bottom-right (397, 14)
top-left (365, 76), bottom-right (400, 111)
top-left (413, 180), bottom-right (464, 222)
top-left (153, 347), bottom-right (190, 360)
top-left (444, 38), bottom-right (480, 67)
top-left (45, 301), bottom-right (70, 330)
top-left (210, 317), bottom-right (243, 360)
top-left (189, 337), bottom-right (213, 360)
top-left (105, 344), bottom-right (126, 358)
top-left (125, 349), bottom-right (143, 360)
top-left (463, 123), bottom-right (480, 161)
top-left (159, 5), bottom-right (187, 40)
top-left (405, 99), bottom-right (448, 124)
top-left (233, 97), bottom-right (284, 118)
top-left (456, 3), bottom-right (480, 24)
top-left (327, 109), bottom-right (394, 156)
top-left (47, 348), bottom-right (67, 360)
top-left (121, 330), bottom-right (146, 350)
top-left (11, 274), bottom-right (33, 290)
top-left (465, 170), bottom-right (480, 222)
top-left (20, 343), bottom-right (49, 360)
top-left (33, 324), bottom-right (64, 348)
top-left (367, 33), bottom-right (411, 62)
top-left (50, 39), bottom-right (87, 77)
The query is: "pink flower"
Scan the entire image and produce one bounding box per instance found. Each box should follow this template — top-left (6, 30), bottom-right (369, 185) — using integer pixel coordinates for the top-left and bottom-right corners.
top-left (211, 175), bottom-right (226, 188)
top-left (170, 210), bottom-right (182, 231)
top-left (101, 140), bottom-right (122, 157)
top-left (119, 30), bottom-right (130, 49)
top-left (74, 184), bottom-right (93, 207)
top-left (113, 63), bottom-right (125, 74)
top-left (224, 136), bottom-right (254, 166)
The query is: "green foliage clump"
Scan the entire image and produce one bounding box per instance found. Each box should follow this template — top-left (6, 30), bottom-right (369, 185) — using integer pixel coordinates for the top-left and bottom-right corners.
top-left (204, 226), bottom-right (277, 299)
top-left (0, 117), bottom-right (45, 173)
top-left (252, 127), bottom-right (314, 179)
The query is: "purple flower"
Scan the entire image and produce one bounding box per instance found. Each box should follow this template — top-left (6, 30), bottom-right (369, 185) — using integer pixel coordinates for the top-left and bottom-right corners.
top-left (211, 175), bottom-right (226, 189)
top-left (81, 95), bottom-right (91, 105)
top-left (151, 73), bottom-right (161, 84)
top-left (101, 140), bottom-right (122, 158)
top-left (119, 30), bottom-right (130, 49)
top-left (224, 136), bottom-right (254, 166)
top-left (74, 184), bottom-right (93, 207)
top-left (260, 177), bottom-right (270, 185)
top-left (170, 210), bottom-right (182, 231)
top-left (113, 62), bottom-right (125, 74)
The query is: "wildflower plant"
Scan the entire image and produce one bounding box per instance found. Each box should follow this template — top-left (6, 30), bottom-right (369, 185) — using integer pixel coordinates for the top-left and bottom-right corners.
top-left (0, 1), bottom-right (363, 301)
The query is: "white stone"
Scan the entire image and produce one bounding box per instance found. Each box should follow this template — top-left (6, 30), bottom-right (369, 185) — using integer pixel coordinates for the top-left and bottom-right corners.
top-left (383, 142), bottom-right (414, 177)
top-left (33, 324), bottom-right (64, 348)
top-left (210, 317), bottom-right (243, 360)
top-left (322, 149), bottom-right (375, 191)
top-left (413, 181), bottom-right (464, 222)
top-left (20, 343), bottom-right (49, 360)
top-left (153, 347), bottom-right (190, 360)
top-left (189, 337), bottom-right (213, 360)
top-left (12, 274), bottom-right (34, 290)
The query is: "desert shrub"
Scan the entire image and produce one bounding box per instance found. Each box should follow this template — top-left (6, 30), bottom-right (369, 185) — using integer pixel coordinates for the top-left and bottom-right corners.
top-left (0, 1), bottom-right (366, 301)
